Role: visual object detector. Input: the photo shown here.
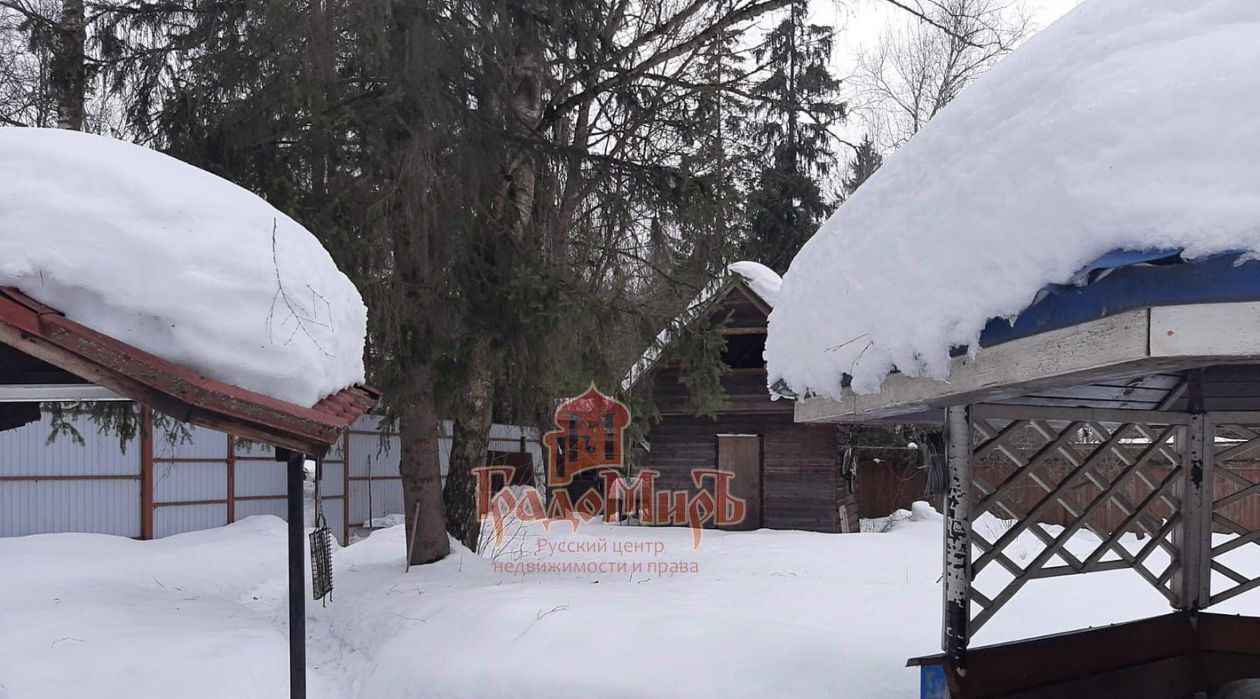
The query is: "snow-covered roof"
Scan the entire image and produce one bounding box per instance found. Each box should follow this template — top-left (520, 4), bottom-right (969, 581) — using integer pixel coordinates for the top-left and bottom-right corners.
top-left (621, 262), bottom-right (780, 391)
top-left (766, 0), bottom-right (1260, 401)
top-left (728, 261), bottom-right (781, 308)
top-left (0, 128), bottom-right (367, 407)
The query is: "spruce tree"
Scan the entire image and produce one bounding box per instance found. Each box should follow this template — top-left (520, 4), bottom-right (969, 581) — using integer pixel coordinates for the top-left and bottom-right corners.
top-left (742, 0), bottom-right (843, 274)
top-left (840, 133), bottom-right (884, 201)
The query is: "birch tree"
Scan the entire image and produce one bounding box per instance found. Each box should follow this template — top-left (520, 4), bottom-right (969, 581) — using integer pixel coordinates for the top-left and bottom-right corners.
top-left (851, 0), bottom-right (1031, 149)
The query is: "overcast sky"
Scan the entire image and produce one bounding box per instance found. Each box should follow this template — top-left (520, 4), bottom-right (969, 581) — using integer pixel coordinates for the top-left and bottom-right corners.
top-left (817, 0), bottom-right (1083, 75)
top-left (800, 0), bottom-right (1084, 148)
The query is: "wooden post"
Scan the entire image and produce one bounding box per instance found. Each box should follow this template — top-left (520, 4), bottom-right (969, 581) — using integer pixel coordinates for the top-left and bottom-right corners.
top-left (942, 405), bottom-right (973, 670)
top-left (1175, 413), bottom-right (1213, 610)
top-left (286, 451), bottom-right (307, 699)
top-left (226, 433), bottom-right (236, 524)
top-left (342, 430), bottom-right (351, 545)
top-left (140, 406), bottom-right (154, 540)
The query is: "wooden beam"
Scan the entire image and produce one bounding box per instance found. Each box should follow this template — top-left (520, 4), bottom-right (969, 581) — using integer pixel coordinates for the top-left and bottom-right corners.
top-left (0, 384), bottom-right (125, 402)
top-left (972, 403), bottom-right (1191, 426)
top-left (342, 430), bottom-right (351, 545)
top-left (0, 473), bottom-right (138, 481)
top-left (1151, 302), bottom-right (1260, 357)
top-left (794, 304), bottom-right (1260, 424)
top-left (797, 310), bottom-right (1154, 423)
top-left (140, 406), bottom-right (154, 540)
top-left (715, 327), bottom-right (767, 336)
top-left (226, 432), bottom-right (236, 524)
top-left (730, 280), bottom-right (772, 316)
top-left (0, 291), bottom-right (376, 454)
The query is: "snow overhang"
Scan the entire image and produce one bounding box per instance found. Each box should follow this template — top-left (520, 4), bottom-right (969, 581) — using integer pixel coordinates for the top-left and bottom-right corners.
top-left (795, 300), bottom-right (1260, 424)
top-left (0, 287), bottom-right (378, 455)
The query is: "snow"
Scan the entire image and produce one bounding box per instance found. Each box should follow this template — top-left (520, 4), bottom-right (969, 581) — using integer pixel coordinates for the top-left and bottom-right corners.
top-left (0, 128), bottom-right (366, 407)
top-left (9, 506), bottom-right (1260, 697)
top-left (728, 261), bottom-right (781, 307)
top-left (0, 518), bottom-right (319, 697)
top-left (766, 0), bottom-right (1260, 398)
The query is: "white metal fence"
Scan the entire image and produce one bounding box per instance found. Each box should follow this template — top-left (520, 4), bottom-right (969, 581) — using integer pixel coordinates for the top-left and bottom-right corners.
top-left (0, 405), bottom-right (542, 544)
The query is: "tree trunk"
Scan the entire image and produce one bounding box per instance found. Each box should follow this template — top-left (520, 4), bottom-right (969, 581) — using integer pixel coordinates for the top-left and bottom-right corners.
top-left (438, 2), bottom-right (547, 553)
top-left (399, 361), bottom-right (450, 565)
top-left (443, 337), bottom-right (494, 552)
top-left (51, 0), bottom-right (86, 130)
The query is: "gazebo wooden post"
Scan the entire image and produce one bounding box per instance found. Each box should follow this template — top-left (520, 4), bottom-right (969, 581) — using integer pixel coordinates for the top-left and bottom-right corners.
top-left (1175, 411), bottom-right (1214, 610)
top-left (140, 406), bottom-right (154, 540)
top-left (942, 404), bottom-right (973, 671)
top-left (286, 450), bottom-right (307, 699)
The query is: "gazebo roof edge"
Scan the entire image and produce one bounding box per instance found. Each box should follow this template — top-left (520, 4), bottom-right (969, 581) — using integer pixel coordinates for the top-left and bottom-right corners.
top-left (0, 287), bottom-right (378, 454)
top-left (795, 300), bottom-right (1260, 424)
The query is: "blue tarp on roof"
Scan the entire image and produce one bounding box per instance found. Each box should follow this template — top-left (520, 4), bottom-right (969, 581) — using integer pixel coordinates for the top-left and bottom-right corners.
top-left (979, 248), bottom-right (1260, 347)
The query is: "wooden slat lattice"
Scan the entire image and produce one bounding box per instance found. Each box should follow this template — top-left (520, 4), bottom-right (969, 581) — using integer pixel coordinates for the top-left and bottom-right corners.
top-left (966, 409), bottom-right (1186, 634)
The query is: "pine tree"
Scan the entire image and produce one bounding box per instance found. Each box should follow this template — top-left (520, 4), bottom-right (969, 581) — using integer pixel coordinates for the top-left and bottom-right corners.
top-left (742, 0), bottom-right (843, 274)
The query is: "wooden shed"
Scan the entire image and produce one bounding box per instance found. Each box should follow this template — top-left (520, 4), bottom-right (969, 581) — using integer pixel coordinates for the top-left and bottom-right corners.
top-left (626, 268), bottom-right (859, 533)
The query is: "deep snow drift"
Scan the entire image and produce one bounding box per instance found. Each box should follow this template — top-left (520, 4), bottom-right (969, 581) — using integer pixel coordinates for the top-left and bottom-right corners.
top-left (0, 128), bottom-right (366, 406)
top-left (767, 0), bottom-right (1260, 398)
top-left (9, 507), bottom-right (1260, 698)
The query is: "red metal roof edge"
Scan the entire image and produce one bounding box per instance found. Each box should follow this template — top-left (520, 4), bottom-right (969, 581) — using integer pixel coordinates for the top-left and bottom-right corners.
top-left (0, 287), bottom-right (379, 453)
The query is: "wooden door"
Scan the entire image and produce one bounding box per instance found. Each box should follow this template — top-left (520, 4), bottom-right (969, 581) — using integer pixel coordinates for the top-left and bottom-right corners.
top-left (716, 434), bottom-right (761, 530)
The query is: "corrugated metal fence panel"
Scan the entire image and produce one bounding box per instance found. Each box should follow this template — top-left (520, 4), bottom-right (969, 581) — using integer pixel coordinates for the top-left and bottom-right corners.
top-left (322, 499), bottom-right (345, 539)
top-left (0, 480), bottom-right (140, 537)
top-left (155, 503), bottom-right (226, 537)
top-left (349, 478), bottom-right (404, 526)
top-left (235, 498), bottom-right (286, 520)
top-left (153, 461), bottom-right (227, 502)
top-left (1, 406), bottom-right (540, 542)
top-left (151, 423), bottom-right (232, 540)
top-left (155, 423), bottom-right (229, 460)
top-left (0, 411), bottom-right (141, 537)
top-left (347, 432), bottom-right (401, 478)
top-left (0, 412), bottom-right (139, 478)
top-left (235, 459), bottom-right (286, 499)
top-left (320, 461), bottom-right (345, 498)
top-left (346, 416), bottom-right (400, 529)
top-left (234, 439), bottom-right (276, 459)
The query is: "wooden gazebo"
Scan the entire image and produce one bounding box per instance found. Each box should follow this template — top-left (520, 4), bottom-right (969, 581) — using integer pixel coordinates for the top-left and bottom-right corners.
top-left (792, 250), bottom-right (1260, 697)
top-left (0, 286), bottom-right (377, 698)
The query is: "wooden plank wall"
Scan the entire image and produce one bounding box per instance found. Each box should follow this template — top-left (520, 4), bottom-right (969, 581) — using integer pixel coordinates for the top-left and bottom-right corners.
top-left (653, 368), bottom-right (790, 416)
top-left (856, 450), bottom-right (932, 519)
top-left (646, 412), bottom-right (845, 532)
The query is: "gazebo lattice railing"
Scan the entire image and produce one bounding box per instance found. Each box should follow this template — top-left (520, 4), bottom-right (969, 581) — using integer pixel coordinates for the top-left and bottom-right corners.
top-left (942, 401), bottom-right (1260, 662)
top-left (782, 248), bottom-right (1260, 694)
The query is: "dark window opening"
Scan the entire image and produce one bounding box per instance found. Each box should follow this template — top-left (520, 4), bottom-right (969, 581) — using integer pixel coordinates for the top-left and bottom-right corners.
top-left (722, 333), bottom-right (767, 369)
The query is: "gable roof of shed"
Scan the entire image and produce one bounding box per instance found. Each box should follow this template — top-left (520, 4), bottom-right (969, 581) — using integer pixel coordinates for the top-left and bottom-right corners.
top-left (0, 287), bottom-right (377, 455)
top-left (620, 275), bottom-right (773, 393)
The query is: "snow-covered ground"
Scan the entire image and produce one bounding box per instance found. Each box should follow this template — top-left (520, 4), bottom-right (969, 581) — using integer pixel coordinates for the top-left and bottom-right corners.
top-left (3, 506), bottom-right (1260, 698)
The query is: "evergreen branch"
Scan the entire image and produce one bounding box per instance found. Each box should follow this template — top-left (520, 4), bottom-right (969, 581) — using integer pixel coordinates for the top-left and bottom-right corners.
top-left (0, 0), bottom-right (56, 28)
